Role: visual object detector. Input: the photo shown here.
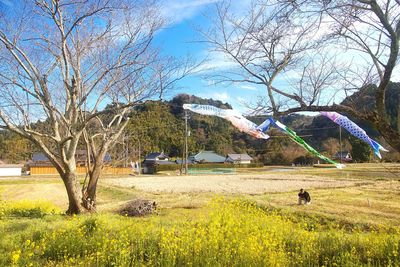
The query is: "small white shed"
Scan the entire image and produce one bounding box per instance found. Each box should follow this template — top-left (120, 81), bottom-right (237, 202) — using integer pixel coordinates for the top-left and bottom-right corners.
top-left (225, 154), bottom-right (253, 164)
top-left (0, 164), bottom-right (22, 176)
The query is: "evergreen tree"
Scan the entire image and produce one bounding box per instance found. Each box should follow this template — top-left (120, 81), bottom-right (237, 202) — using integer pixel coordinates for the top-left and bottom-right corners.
top-left (349, 136), bottom-right (371, 162)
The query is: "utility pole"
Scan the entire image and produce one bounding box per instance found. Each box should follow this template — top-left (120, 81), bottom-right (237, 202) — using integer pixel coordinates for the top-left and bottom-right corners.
top-left (123, 134), bottom-right (127, 167)
top-left (138, 136), bottom-right (141, 176)
top-left (184, 110), bottom-right (189, 175)
top-left (339, 126), bottom-right (343, 164)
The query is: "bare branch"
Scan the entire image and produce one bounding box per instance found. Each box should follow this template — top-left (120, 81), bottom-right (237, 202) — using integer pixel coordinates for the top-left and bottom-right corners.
top-left (205, 0), bottom-right (400, 152)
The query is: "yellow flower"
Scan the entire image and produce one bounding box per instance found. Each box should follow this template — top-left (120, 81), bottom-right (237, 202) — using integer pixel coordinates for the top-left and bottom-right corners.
top-left (11, 250), bottom-right (21, 264)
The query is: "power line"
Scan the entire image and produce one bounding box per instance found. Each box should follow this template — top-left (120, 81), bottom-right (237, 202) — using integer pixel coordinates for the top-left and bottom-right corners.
top-left (293, 126), bottom-right (338, 131)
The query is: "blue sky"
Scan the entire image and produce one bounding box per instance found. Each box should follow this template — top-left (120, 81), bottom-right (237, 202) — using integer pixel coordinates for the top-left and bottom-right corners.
top-left (0, 0), bottom-right (258, 112)
top-left (154, 0), bottom-right (264, 113)
top-left (2, 0), bottom-right (398, 115)
top-left (155, 0), bottom-right (400, 115)
top-left (154, 0), bottom-right (356, 114)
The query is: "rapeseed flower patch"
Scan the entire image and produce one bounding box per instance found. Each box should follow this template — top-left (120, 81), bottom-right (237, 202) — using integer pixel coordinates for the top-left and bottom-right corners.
top-left (0, 198), bottom-right (399, 266)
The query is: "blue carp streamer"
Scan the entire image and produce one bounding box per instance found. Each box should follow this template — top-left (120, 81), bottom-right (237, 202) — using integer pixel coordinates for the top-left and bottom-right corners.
top-left (320, 112), bottom-right (388, 159)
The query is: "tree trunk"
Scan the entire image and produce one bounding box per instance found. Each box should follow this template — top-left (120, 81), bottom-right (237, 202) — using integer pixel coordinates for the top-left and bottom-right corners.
top-left (62, 171), bottom-right (83, 215)
top-left (375, 119), bottom-right (400, 153)
top-left (83, 161), bottom-right (103, 211)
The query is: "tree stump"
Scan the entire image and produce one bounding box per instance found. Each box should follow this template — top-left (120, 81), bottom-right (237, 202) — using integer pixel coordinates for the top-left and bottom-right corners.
top-left (119, 199), bottom-right (157, 217)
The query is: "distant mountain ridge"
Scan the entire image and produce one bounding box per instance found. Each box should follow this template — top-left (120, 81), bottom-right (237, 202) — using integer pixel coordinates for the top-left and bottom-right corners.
top-left (1, 86), bottom-right (397, 164)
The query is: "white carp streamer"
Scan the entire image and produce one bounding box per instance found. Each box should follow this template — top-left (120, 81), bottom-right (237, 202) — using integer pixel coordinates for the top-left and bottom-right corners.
top-left (183, 104), bottom-right (270, 139)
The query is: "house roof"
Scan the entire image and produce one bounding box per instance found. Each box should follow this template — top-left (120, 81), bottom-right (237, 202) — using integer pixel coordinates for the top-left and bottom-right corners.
top-left (226, 154), bottom-right (253, 161)
top-left (145, 152), bottom-right (169, 160)
top-left (104, 154), bottom-right (112, 162)
top-left (0, 164), bottom-right (23, 168)
top-left (334, 151), bottom-right (352, 158)
top-left (32, 152), bottom-right (50, 162)
top-left (142, 159), bottom-right (175, 165)
top-left (32, 151), bottom-right (112, 163)
top-left (193, 151), bottom-right (226, 163)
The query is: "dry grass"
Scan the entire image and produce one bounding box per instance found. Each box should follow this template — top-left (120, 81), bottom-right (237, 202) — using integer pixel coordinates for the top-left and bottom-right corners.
top-left (101, 172), bottom-right (363, 194)
top-left (0, 163), bottom-right (399, 228)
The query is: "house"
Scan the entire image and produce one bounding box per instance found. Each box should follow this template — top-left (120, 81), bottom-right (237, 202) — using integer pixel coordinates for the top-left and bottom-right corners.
top-left (0, 163), bottom-right (22, 176)
top-left (191, 151), bottom-right (226, 163)
top-left (175, 158), bottom-right (196, 164)
top-left (30, 151), bottom-right (111, 167)
top-left (333, 151), bottom-right (352, 162)
top-left (142, 152), bottom-right (175, 174)
top-left (75, 150), bottom-right (89, 165)
top-left (144, 152), bottom-right (169, 161)
top-left (225, 153), bottom-right (253, 164)
top-left (75, 150), bottom-right (112, 166)
top-left (31, 152), bottom-right (51, 166)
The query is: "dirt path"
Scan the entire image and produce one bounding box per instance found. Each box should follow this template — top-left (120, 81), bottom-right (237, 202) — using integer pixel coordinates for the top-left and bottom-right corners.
top-left (102, 173), bottom-right (364, 194)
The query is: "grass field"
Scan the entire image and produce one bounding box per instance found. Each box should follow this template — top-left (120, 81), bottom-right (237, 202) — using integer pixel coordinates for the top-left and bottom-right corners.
top-left (0, 163), bottom-right (399, 266)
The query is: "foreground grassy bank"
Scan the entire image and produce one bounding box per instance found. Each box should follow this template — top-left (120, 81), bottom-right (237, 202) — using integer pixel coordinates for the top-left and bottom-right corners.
top-left (1, 198), bottom-right (399, 266)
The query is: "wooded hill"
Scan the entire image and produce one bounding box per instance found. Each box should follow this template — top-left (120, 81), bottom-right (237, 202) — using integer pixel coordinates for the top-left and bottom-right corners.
top-left (0, 83), bottom-right (399, 164)
top-left (108, 82), bottom-right (400, 165)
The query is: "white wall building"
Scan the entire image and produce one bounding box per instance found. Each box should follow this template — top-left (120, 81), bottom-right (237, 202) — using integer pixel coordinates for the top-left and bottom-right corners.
top-left (225, 154), bottom-right (253, 164)
top-left (0, 164), bottom-right (22, 176)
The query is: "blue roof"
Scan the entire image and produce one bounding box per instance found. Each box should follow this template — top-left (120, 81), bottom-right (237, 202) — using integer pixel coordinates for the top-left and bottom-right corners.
top-left (103, 154), bottom-right (112, 162)
top-left (193, 151), bottom-right (225, 163)
top-left (32, 152), bottom-right (49, 162)
top-left (32, 151), bottom-right (111, 162)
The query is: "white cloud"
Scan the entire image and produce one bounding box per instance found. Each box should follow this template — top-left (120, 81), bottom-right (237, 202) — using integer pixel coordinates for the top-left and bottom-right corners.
top-left (201, 79), bottom-right (218, 86)
top-left (236, 96), bottom-right (245, 103)
top-left (238, 84), bottom-right (257, 91)
top-left (193, 52), bottom-right (238, 73)
top-left (160, 0), bottom-right (253, 27)
top-left (392, 65), bottom-right (400, 82)
top-left (160, 0), bottom-right (220, 26)
top-left (211, 92), bottom-right (229, 102)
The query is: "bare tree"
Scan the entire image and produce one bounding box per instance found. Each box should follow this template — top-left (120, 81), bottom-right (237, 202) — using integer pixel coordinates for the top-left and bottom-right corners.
top-left (204, 0), bottom-right (400, 153)
top-left (80, 56), bottom-right (193, 211)
top-left (0, 0), bottom-right (187, 214)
